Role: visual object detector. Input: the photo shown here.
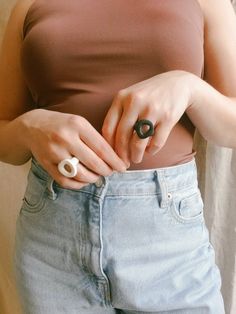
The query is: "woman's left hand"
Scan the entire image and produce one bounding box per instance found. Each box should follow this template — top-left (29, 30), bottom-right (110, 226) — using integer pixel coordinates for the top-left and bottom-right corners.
top-left (102, 70), bottom-right (196, 165)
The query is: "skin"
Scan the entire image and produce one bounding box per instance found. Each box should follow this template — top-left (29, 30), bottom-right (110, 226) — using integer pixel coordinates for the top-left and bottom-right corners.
top-left (0, 0), bottom-right (236, 189)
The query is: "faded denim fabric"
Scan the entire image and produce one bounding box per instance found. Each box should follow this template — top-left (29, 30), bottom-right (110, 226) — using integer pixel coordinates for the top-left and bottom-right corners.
top-left (14, 157), bottom-right (225, 314)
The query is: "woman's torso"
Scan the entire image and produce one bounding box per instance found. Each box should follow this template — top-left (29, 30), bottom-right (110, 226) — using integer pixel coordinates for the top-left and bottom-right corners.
top-left (21, 0), bottom-right (204, 169)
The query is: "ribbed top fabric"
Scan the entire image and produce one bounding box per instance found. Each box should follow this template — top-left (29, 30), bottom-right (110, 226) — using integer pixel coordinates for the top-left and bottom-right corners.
top-left (21, 0), bottom-right (204, 169)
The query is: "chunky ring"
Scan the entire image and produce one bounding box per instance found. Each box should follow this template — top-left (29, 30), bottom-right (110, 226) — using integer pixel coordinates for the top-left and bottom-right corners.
top-left (58, 157), bottom-right (79, 178)
top-left (134, 119), bottom-right (154, 139)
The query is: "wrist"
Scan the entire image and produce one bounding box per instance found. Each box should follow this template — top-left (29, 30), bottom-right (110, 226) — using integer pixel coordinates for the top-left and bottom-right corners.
top-left (15, 108), bottom-right (47, 152)
top-left (186, 74), bottom-right (206, 113)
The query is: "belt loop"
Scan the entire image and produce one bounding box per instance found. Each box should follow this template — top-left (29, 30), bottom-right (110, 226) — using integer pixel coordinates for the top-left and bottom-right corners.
top-left (155, 170), bottom-right (168, 208)
top-left (47, 177), bottom-right (57, 200)
top-left (98, 176), bottom-right (109, 199)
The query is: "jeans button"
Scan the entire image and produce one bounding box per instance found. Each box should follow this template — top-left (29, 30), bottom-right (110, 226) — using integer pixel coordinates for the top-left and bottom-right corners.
top-left (95, 176), bottom-right (104, 188)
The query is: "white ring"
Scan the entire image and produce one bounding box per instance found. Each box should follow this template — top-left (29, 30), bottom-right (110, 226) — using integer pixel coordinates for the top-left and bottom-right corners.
top-left (57, 157), bottom-right (79, 178)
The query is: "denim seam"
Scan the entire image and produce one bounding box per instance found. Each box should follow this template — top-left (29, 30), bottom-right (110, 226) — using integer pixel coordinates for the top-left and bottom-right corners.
top-left (98, 183), bottom-right (112, 306)
top-left (169, 199), bottom-right (204, 224)
top-left (21, 185), bottom-right (48, 216)
top-left (46, 178), bottom-right (58, 200)
top-left (105, 192), bottom-right (161, 197)
top-left (80, 220), bottom-right (88, 271)
top-left (156, 170), bottom-right (169, 208)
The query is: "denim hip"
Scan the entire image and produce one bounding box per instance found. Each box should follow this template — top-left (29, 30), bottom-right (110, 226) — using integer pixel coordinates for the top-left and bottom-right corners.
top-left (14, 157), bottom-right (225, 313)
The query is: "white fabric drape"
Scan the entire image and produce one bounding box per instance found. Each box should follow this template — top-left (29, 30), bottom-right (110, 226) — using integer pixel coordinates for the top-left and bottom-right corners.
top-left (193, 2), bottom-right (236, 313)
top-left (194, 131), bottom-right (236, 314)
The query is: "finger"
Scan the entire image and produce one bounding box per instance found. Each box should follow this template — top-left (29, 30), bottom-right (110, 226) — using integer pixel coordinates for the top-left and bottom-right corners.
top-left (80, 122), bottom-right (128, 171)
top-left (48, 119), bottom-right (128, 172)
top-left (113, 93), bottom-right (142, 165)
top-left (56, 162), bottom-right (99, 184)
top-left (102, 94), bottom-right (123, 147)
top-left (42, 162), bottom-right (90, 190)
top-left (69, 140), bottom-right (114, 176)
top-left (45, 155), bottom-right (100, 186)
top-left (146, 122), bottom-right (174, 155)
top-left (130, 120), bottom-right (154, 163)
top-left (114, 112), bottom-right (138, 165)
top-left (72, 162), bottom-right (100, 183)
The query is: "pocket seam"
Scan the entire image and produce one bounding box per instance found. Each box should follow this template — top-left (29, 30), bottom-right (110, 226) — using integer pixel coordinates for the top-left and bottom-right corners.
top-left (20, 182), bottom-right (48, 215)
top-left (169, 191), bottom-right (204, 224)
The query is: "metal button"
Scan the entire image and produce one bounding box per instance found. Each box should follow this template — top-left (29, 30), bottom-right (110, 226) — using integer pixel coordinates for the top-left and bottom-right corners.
top-left (95, 176), bottom-right (104, 188)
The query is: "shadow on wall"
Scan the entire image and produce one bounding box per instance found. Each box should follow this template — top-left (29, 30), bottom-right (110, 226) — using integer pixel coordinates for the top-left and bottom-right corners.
top-left (0, 161), bottom-right (30, 314)
top-left (0, 2), bottom-right (29, 314)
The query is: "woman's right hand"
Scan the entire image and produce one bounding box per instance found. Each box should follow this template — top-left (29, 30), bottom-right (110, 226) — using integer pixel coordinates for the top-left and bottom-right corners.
top-left (21, 109), bottom-right (128, 189)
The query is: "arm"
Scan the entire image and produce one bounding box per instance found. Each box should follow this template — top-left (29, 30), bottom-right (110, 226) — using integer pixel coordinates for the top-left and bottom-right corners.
top-left (102, 0), bottom-right (236, 164)
top-left (0, 0), bottom-right (35, 164)
top-left (186, 0), bottom-right (236, 147)
top-left (0, 0), bottom-right (127, 189)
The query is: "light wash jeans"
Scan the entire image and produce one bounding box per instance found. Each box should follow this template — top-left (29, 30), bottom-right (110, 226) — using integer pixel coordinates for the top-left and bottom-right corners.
top-left (14, 157), bottom-right (225, 314)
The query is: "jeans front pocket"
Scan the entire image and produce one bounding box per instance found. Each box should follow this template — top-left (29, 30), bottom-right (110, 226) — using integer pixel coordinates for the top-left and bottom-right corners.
top-left (169, 188), bottom-right (204, 224)
top-left (20, 168), bottom-right (48, 215)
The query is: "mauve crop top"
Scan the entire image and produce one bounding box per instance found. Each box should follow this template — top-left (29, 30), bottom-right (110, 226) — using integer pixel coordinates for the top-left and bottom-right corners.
top-left (21, 0), bottom-right (204, 170)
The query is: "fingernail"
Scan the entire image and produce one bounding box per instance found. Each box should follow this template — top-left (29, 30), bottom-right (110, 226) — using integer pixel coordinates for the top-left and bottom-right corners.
top-left (132, 159), bottom-right (141, 164)
top-left (147, 147), bottom-right (159, 155)
top-left (120, 160), bottom-right (129, 168)
top-left (151, 149), bottom-right (159, 156)
top-left (121, 163), bottom-right (129, 171)
top-left (125, 162), bottom-right (130, 168)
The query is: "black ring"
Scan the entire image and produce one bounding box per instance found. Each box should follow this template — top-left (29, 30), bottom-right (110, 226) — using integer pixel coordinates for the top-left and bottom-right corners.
top-left (134, 119), bottom-right (154, 139)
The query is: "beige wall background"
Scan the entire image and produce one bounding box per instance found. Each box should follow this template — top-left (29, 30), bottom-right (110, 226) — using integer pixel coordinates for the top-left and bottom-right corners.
top-left (0, 3), bottom-right (28, 313)
top-left (0, 1), bottom-right (235, 314)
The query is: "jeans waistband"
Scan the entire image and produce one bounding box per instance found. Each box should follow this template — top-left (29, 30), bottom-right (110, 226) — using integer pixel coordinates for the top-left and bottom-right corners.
top-left (31, 157), bottom-right (198, 199)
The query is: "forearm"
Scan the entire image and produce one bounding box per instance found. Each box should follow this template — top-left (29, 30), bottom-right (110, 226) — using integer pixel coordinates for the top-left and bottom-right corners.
top-left (0, 112), bottom-right (33, 165)
top-left (186, 76), bottom-right (236, 148)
